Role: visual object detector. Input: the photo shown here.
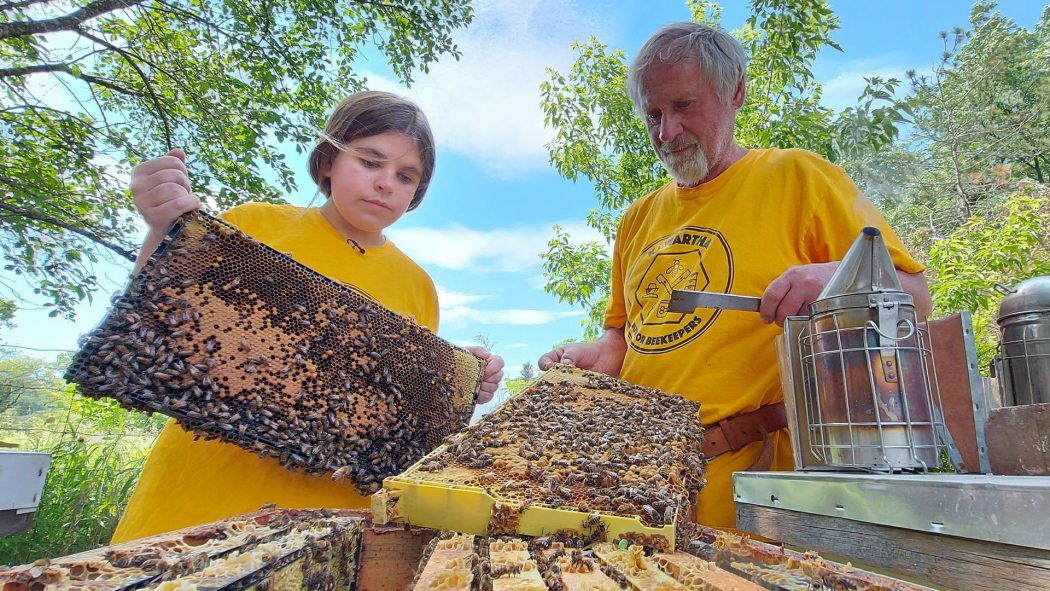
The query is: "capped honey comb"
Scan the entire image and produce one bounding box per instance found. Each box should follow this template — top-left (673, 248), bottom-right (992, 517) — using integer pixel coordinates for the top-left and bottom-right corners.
top-left (65, 211), bottom-right (484, 494)
top-left (0, 508), bottom-right (363, 591)
top-left (374, 364), bottom-right (708, 550)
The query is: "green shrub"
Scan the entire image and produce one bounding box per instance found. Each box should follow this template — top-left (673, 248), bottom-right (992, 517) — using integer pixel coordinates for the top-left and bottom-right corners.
top-left (0, 386), bottom-right (161, 566)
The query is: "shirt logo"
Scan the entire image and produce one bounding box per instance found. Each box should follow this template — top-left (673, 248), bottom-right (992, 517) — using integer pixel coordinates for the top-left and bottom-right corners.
top-left (626, 226), bottom-right (733, 354)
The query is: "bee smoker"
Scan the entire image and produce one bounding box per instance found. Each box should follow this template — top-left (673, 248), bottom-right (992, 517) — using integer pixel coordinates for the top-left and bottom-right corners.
top-left (991, 276), bottom-right (1050, 407)
top-left (776, 227), bottom-right (954, 471)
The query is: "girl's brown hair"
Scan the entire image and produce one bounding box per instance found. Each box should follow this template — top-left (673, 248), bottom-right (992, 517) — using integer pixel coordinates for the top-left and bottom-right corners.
top-left (308, 91), bottom-right (435, 211)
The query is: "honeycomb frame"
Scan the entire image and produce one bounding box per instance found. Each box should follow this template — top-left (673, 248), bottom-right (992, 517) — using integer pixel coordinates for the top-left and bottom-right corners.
top-left (373, 365), bottom-right (709, 551)
top-left (65, 210), bottom-right (484, 494)
top-left (0, 508), bottom-right (364, 591)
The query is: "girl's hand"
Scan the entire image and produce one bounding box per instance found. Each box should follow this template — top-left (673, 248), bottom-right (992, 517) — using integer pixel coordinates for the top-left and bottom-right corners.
top-left (464, 346), bottom-right (504, 405)
top-left (130, 148), bottom-right (200, 235)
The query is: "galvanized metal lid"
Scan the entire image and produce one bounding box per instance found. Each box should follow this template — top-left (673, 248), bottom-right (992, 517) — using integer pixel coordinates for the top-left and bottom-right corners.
top-left (997, 275), bottom-right (1050, 322)
top-left (810, 227), bottom-right (912, 315)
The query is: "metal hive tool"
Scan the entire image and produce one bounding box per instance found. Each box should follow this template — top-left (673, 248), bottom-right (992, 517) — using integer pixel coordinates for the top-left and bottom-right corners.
top-left (0, 508), bottom-right (364, 591)
top-left (373, 364), bottom-right (708, 551)
top-left (65, 210), bottom-right (484, 494)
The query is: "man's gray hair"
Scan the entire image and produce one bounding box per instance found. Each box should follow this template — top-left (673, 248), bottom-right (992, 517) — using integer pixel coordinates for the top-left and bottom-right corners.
top-left (628, 22), bottom-right (748, 112)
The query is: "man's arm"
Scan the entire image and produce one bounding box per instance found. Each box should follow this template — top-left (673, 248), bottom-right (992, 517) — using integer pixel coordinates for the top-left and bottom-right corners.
top-left (760, 262), bottom-right (934, 326)
top-left (537, 328), bottom-right (628, 377)
top-left (898, 270), bottom-right (933, 318)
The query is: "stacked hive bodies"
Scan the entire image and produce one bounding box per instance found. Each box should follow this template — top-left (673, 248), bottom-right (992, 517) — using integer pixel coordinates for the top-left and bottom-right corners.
top-left (65, 211), bottom-right (483, 494)
top-left (0, 515), bottom-right (936, 591)
top-left (374, 365), bottom-right (708, 550)
top-left (0, 509), bottom-right (363, 591)
top-left (406, 528), bottom-right (934, 591)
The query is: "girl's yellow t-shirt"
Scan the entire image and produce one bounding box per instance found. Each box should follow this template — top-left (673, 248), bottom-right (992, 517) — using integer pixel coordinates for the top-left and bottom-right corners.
top-left (604, 148), bottom-right (924, 529)
top-left (111, 203), bottom-right (438, 543)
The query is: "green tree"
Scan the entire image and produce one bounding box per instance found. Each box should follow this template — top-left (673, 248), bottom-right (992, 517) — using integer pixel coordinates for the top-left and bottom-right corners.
top-left (539, 0), bottom-right (905, 338)
top-left (0, 352), bottom-right (66, 415)
top-left (898, 3), bottom-right (1049, 223)
top-left (503, 361), bottom-right (536, 397)
top-left (1, 0), bottom-right (473, 320)
top-left (837, 2), bottom-right (1049, 288)
top-left (926, 188), bottom-right (1050, 370)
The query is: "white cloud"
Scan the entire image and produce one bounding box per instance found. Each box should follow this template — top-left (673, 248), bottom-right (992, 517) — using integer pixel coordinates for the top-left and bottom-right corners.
top-left (819, 57), bottom-right (910, 112)
top-left (507, 343), bottom-right (529, 349)
top-left (363, 0), bottom-right (605, 178)
top-left (436, 286), bottom-right (583, 328)
top-left (435, 286), bottom-right (490, 307)
top-left (442, 306), bottom-right (585, 327)
top-left (388, 220), bottom-right (607, 274)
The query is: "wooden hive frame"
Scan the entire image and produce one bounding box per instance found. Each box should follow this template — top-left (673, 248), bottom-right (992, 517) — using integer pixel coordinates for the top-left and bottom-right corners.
top-left (65, 211), bottom-right (484, 494)
top-left (374, 364), bottom-right (708, 551)
top-left (0, 508), bottom-right (364, 590)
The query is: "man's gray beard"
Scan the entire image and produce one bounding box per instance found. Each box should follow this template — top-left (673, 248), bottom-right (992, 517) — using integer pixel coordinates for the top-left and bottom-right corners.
top-left (660, 144), bottom-right (709, 187)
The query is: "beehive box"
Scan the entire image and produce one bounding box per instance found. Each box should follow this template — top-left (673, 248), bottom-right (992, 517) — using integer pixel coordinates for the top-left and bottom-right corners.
top-left (65, 211), bottom-right (484, 494)
top-left (0, 515), bottom-right (938, 591)
top-left (0, 508), bottom-right (363, 590)
top-left (675, 522), bottom-right (935, 591)
top-left (405, 531), bottom-right (933, 591)
top-left (373, 364), bottom-right (708, 551)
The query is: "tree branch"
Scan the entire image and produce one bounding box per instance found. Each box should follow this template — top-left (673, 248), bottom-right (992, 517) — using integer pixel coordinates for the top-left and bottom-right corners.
top-left (0, 195), bottom-right (136, 262)
top-left (74, 26), bottom-right (172, 149)
top-left (0, 62), bottom-right (145, 98)
top-left (0, 0), bottom-right (50, 12)
top-left (0, 0), bottom-right (145, 40)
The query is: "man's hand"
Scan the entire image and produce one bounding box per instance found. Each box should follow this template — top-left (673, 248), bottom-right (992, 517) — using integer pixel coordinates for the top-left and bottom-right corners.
top-left (760, 262), bottom-right (839, 326)
top-left (131, 148), bottom-right (200, 236)
top-left (761, 262), bottom-right (934, 325)
top-left (538, 328), bottom-right (627, 377)
top-left (464, 346), bottom-right (504, 405)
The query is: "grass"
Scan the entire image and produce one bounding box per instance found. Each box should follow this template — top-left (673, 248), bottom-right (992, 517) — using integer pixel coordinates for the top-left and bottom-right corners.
top-left (0, 391), bottom-right (161, 566)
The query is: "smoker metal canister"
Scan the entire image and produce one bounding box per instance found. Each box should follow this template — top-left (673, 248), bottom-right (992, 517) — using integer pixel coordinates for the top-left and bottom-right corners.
top-left (993, 275), bottom-right (1050, 406)
top-left (789, 227), bottom-right (944, 471)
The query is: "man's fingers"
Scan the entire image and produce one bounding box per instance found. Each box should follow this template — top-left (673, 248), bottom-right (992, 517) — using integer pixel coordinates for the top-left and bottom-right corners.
top-left (773, 289), bottom-right (808, 327)
top-left (538, 350), bottom-right (561, 370)
top-left (759, 282), bottom-right (787, 324)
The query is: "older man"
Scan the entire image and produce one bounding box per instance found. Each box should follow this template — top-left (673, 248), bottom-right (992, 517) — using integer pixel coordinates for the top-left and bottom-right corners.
top-left (539, 22), bottom-right (932, 530)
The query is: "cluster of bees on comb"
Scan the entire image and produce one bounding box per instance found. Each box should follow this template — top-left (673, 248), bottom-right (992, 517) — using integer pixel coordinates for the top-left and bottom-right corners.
top-left (64, 211), bottom-right (483, 494)
top-left (0, 509), bottom-right (363, 591)
top-left (394, 365), bottom-right (706, 540)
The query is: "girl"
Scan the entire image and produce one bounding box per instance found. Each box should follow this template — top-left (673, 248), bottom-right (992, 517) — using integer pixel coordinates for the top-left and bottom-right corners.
top-left (112, 91), bottom-right (504, 542)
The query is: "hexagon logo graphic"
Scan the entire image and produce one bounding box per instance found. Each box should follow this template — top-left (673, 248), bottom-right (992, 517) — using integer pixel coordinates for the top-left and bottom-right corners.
top-left (624, 226), bottom-right (733, 354)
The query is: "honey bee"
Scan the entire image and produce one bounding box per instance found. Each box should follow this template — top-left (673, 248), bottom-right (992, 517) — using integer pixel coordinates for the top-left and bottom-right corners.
top-left (582, 513), bottom-right (602, 529)
top-left (489, 563), bottom-right (523, 578)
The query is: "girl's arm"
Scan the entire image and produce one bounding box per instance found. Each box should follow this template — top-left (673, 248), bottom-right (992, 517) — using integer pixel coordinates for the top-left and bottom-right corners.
top-left (130, 148), bottom-right (200, 273)
top-left (463, 346), bottom-right (505, 404)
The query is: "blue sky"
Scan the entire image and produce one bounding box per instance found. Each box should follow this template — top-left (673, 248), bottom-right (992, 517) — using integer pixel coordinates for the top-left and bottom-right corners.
top-left (2, 0), bottom-right (1045, 414)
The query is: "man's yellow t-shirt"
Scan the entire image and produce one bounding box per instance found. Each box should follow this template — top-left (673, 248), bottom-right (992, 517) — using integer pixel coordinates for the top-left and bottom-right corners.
top-left (604, 148), bottom-right (924, 529)
top-left (111, 203), bottom-right (438, 543)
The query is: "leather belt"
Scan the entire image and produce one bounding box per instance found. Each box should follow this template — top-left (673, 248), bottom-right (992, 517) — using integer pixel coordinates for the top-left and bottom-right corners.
top-left (702, 402), bottom-right (788, 460)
